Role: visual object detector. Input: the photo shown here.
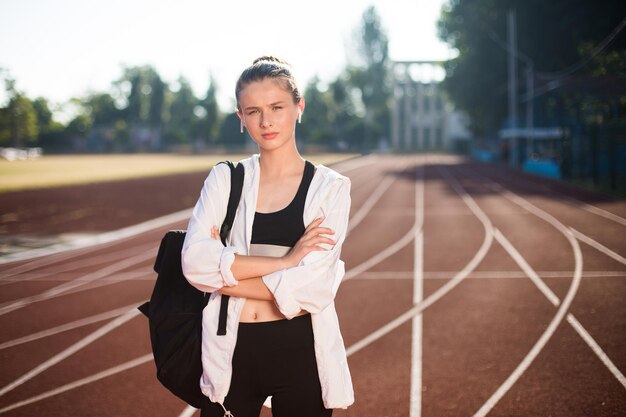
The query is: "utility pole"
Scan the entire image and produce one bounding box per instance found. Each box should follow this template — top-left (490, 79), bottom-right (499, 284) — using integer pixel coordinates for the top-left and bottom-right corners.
top-left (525, 61), bottom-right (534, 159)
top-left (507, 9), bottom-right (518, 166)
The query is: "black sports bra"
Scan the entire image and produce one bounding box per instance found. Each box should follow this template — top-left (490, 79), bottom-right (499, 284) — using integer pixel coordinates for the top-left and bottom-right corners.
top-left (251, 161), bottom-right (315, 248)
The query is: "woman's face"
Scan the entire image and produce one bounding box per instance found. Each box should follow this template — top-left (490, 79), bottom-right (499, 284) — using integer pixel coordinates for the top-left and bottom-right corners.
top-left (237, 78), bottom-right (304, 152)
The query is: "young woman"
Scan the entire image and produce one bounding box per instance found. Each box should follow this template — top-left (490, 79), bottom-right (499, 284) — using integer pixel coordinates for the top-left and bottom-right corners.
top-left (181, 56), bottom-right (354, 417)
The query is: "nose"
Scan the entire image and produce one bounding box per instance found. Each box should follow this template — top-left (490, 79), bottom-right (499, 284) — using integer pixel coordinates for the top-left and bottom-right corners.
top-left (260, 113), bottom-right (273, 128)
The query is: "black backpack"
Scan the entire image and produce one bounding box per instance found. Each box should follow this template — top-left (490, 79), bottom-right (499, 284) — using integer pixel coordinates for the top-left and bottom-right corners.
top-left (138, 161), bottom-right (244, 408)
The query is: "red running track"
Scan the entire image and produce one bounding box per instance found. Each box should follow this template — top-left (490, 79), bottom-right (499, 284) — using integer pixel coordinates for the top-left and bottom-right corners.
top-left (0, 154), bottom-right (625, 416)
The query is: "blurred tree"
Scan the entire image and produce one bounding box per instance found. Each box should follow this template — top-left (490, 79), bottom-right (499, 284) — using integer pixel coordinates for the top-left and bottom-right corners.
top-left (349, 5), bottom-right (391, 149)
top-left (65, 113), bottom-right (92, 139)
top-left (323, 75), bottom-right (365, 151)
top-left (437, 0), bottom-right (626, 134)
top-left (0, 91), bottom-right (38, 147)
top-left (32, 97), bottom-right (65, 150)
top-left (195, 75), bottom-right (222, 145)
top-left (164, 76), bottom-right (199, 145)
top-left (300, 76), bottom-right (333, 146)
top-left (118, 65), bottom-right (166, 126)
top-left (219, 112), bottom-right (247, 148)
top-left (83, 93), bottom-right (120, 126)
top-left (113, 65), bottom-right (167, 150)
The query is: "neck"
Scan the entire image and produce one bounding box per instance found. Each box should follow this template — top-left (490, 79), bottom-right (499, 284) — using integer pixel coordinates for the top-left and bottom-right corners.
top-left (258, 140), bottom-right (303, 177)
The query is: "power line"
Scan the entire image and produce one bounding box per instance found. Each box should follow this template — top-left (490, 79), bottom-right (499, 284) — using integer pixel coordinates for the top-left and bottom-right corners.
top-left (535, 17), bottom-right (626, 80)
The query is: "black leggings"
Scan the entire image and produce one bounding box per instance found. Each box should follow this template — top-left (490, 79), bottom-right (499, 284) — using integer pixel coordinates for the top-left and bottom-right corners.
top-left (201, 314), bottom-right (332, 417)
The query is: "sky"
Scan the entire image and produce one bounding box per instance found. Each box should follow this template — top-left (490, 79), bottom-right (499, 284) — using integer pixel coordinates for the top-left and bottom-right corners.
top-left (0, 0), bottom-right (456, 118)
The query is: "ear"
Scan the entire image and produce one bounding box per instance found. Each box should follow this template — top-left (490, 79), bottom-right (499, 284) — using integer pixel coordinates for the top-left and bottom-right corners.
top-left (298, 98), bottom-right (306, 114)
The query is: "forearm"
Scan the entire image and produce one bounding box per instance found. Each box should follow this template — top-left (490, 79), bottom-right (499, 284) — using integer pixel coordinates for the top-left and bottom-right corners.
top-left (230, 254), bottom-right (290, 280)
top-left (219, 277), bottom-right (274, 300)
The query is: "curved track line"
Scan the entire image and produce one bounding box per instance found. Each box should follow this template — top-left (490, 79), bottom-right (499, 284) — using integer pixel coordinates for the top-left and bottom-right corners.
top-left (0, 249), bottom-right (154, 316)
top-left (178, 405), bottom-right (198, 417)
top-left (0, 155), bottom-right (377, 267)
top-left (472, 165), bottom-right (626, 227)
top-left (344, 225), bottom-right (417, 281)
top-left (0, 209), bottom-right (192, 265)
top-left (472, 182), bottom-right (583, 417)
top-left (0, 308), bottom-right (140, 397)
top-left (494, 229), bottom-right (626, 390)
top-left (348, 175), bottom-right (396, 233)
top-left (345, 165), bottom-right (494, 357)
top-left (0, 241), bottom-right (156, 286)
top-left (0, 156), bottom-right (404, 415)
top-left (0, 354), bottom-right (153, 414)
top-left (0, 302), bottom-right (142, 350)
top-left (570, 228), bottom-right (626, 265)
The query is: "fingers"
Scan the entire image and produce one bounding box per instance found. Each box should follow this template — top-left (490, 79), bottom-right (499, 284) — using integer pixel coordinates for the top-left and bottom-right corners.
top-left (304, 216), bottom-right (325, 232)
top-left (299, 232), bottom-right (337, 249)
top-left (303, 217), bottom-right (335, 241)
top-left (210, 225), bottom-right (220, 240)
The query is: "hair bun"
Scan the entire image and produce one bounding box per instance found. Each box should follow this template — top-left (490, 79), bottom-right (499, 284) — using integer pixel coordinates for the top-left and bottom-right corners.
top-left (253, 56), bottom-right (290, 66)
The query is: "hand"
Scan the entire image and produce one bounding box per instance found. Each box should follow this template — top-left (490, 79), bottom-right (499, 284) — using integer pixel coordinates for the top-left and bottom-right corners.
top-left (283, 217), bottom-right (336, 268)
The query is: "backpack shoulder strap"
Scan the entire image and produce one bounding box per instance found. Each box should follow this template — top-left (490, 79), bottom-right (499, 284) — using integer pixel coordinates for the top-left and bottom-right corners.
top-left (216, 161), bottom-right (245, 336)
top-left (219, 161), bottom-right (245, 246)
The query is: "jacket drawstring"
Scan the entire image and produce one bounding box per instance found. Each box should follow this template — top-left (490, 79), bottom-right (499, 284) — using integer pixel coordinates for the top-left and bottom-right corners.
top-left (220, 403), bottom-right (234, 417)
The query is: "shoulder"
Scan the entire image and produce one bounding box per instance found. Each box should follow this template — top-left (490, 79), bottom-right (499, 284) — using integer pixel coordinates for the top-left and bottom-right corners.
top-left (237, 154), bottom-right (258, 171)
top-left (209, 155), bottom-right (256, 181)
top-left (311, 164), bottom-right (351, 203)
top-left (314, 164), bottom-right (351, 186)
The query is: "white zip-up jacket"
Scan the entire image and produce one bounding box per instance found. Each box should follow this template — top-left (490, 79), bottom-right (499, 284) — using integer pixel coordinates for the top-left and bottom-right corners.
top-left (181, 154), bottom-right (355, 409)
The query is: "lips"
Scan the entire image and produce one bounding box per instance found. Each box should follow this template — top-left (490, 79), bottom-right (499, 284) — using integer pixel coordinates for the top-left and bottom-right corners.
top-left (261, 132), bottom-right (279, 140)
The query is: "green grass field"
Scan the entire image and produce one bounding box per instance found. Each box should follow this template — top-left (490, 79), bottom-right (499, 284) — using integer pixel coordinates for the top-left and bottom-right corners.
top-left (0, 153), bottom-right (359, 192)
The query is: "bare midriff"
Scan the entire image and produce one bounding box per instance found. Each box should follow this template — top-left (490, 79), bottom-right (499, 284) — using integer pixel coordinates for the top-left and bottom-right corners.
top-left (241, 244), bottom-right (307, 322)
top-left (239, 299), bottom-right (307, 322)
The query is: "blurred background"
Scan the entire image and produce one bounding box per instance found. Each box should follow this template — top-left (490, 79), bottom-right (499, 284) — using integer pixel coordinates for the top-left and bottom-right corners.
top-left (1, 0), bottom-right (625, 195)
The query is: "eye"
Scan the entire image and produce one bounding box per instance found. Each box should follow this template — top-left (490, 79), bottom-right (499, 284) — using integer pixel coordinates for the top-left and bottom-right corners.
top-left (247, 109), bottom-right (259, 115)
top-left (272, 106), bottom-right (283, 111)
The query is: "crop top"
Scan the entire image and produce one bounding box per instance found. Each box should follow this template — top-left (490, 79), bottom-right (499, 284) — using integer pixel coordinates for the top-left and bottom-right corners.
top-left (250, 161), bottom-right (314, 257)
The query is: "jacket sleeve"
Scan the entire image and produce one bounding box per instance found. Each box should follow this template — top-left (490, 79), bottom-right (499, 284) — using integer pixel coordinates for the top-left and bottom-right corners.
top-left (262, 177), bottom-right (351, 319)
top-left (181, 163), bottom-right (239, 293)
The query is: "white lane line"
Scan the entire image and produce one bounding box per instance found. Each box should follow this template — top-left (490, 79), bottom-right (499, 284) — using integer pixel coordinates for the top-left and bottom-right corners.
top-left (19, 271), bottom-right (153, 305)
top-left (0, 208), bottom-right (192, 265)
top-left (0, 302), bottom-right (143, 350)
top-left (346, 165), bottom-right (494, 357)
top-left (474, 166), bottom-right (626, 227)
top-left (0, 249), bottom-right (154, 316)
top-left (345, 221), bottom-right (492, 357)
top-left (0, 156), bottom-right (374, 269)
top-left (0, 308), bottom-right (140, 397)
top-left (0, 271), bottom-right (153, 283)
top-left (566, 315), bottom-right (626, 389)
top-left (0, 353), bottom-right (153, 414)
top-left (354, 270), bottom-right (626, 280)
top-left (570, 228), bottom-right (626, 266)
top-left (410, 161), bottom-right (425, 417)
top-left (0, 248), bottom-right (98, 279)
top-left (332, 154), bottom-right (378, 174)
top-left (494, 229), bottom-right (626, 390)
top-left (0, 154), bottom-right (392, 414)
top-left (0, 240), bottom-right (153, 281)
top-left (348, 175), bottom-right (396, 233)
top-left (178, 405), bottom-right (198, 417)
top-left (343, 225), bottom-right (417, 281)
top-left (472, 186), bottom-right (584, 417)
top-left (493, 229), bottom-right (560, 305)
top-left (0, 241), bottom-right (156, 285)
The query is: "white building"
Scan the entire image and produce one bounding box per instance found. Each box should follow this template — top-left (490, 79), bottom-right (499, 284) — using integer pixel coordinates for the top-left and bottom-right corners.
top-left (391, 61), bottom-right (471, 152)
